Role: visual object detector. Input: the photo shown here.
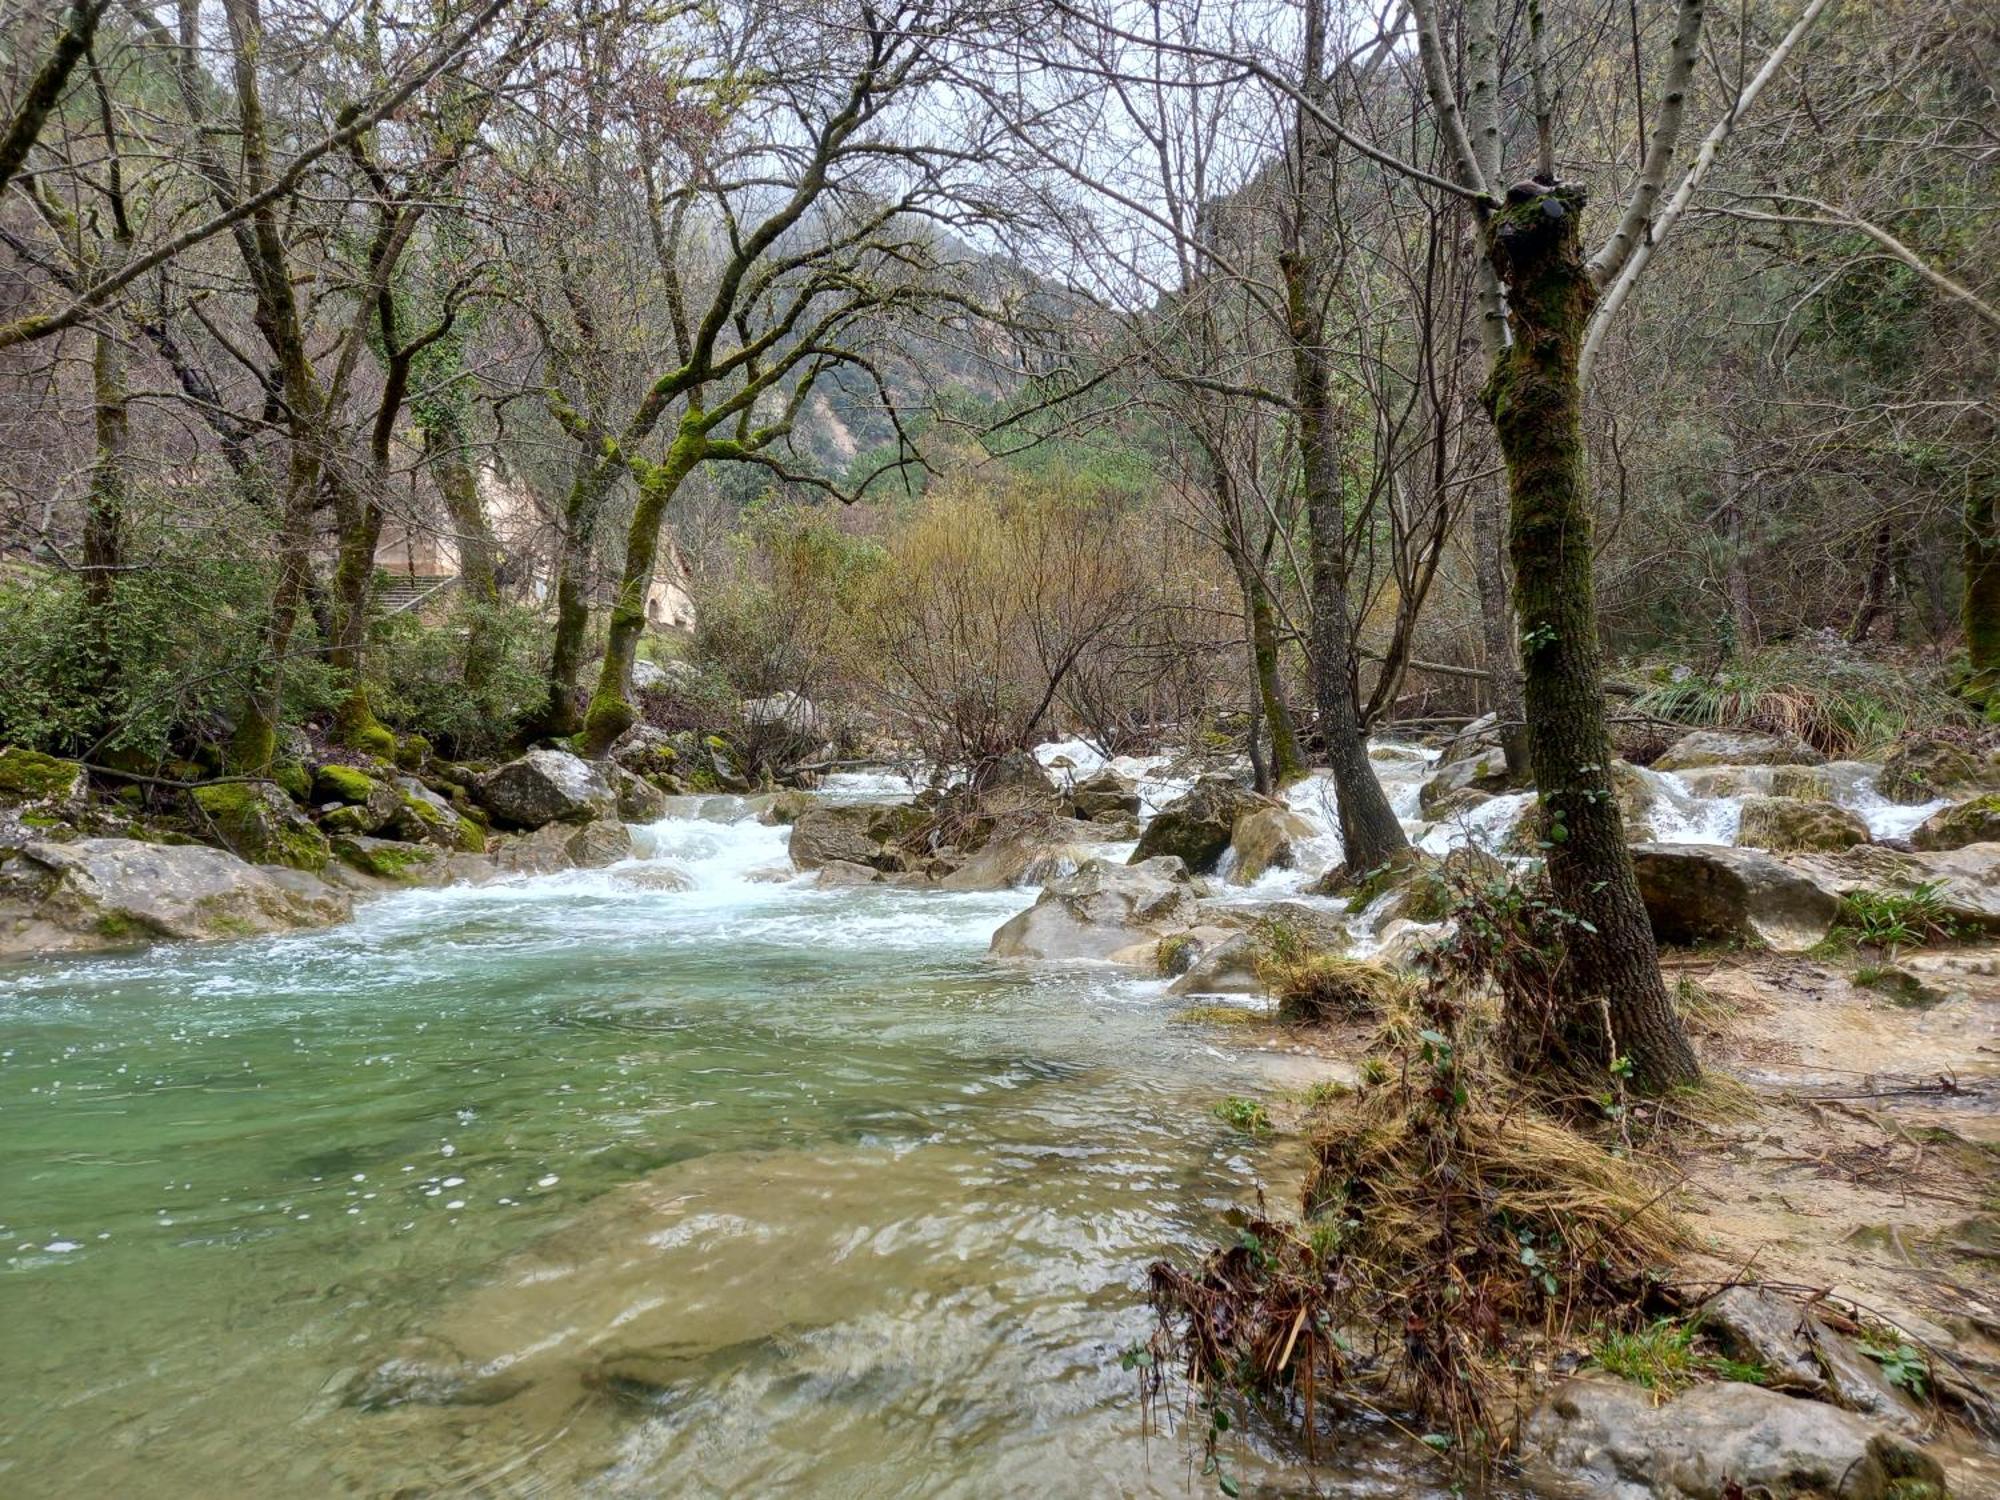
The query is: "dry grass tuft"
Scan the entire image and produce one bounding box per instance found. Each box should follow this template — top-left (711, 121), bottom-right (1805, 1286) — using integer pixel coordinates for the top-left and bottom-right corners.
top-left (1266, 953), bottom-right (1414, 1024)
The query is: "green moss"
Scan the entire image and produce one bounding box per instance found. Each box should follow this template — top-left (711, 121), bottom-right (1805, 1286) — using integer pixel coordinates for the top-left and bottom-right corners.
top-left (454, 816), bottom-right (486, 853)
top-left (0, 746), bottom-right (84, 801)
top-left (1169, 1005), bottom-right (1264, 1028)
top-left (311, 765), bottom-right (379, 806)
top-left (271, 761), bottom-right (312, 803)
top-left (394, 734), bottom-right (432, 770)
top-left (93, 911), bottom-right (149, 941)
top-left (332, 837), bottom-right (437, 884)
top-left (1155, 932), bottom-right (1199, 975)
top-left (192, 782), bottom-right (330, 872)
top-left (1211, 1095), bottom-right (1273, 1136)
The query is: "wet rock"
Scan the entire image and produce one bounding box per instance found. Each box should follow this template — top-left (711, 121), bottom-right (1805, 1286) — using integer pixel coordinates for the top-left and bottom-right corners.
top-left (565, 821), bottom-right (633, 869)
top-left (0, 838), bottom-right (350, 954)
top-left (1164, 930), bottom-right (1264, 995)
top-left (1418, 746), bottom-right (1516, 818)
top-left (1631, 843), bottom-right (1842, 952)
top-left (934, 835), bottom-right (1084, 891)
top-left (330, 835), bottom-right (451, 886)
top-left (1131, 777), bottom-right (1274, 874)
top-left (812, 859), bottom-right (881, 887)
top-left (191, 781), bottom-right (330, 871)
top-left (609, 724), bottom-right (680, 780)
top-left (1654, 728), bottom-right (1826, 772)
top-left (383, 777), bottom-right (483, 851)
top-left (473, 749), bottom-right (617, 829)
top-left (1228, 806), bottom-right (1317, 885)
top-left (989, 856), bottom-right (1198, 961)
top-left (755, 788), bottom-right (813, 826)
top-left (1789, 842), bottom-right (2000, 934)
top-left (787, 801), bottom-right (929, 872)
top-left (610, 863), bottom-right (693, 893)
top-left (1700, 1286), bottom-right (1922, 1433)
top-left (315, 766), bottom-right (402, 835)
top-left (1736, 795), bottom-right (1871, 853)
top-left (1881, 736), bottom-right (1991, 805)
top-left (610, 765), bottom-right (668, 824)
top-left (1911, 794), bottom-right (2000, 852)
top-left (1520, 1377), bottom-right (1946, 1500)
top-left (1070, 767), bottom-right (1141, 821)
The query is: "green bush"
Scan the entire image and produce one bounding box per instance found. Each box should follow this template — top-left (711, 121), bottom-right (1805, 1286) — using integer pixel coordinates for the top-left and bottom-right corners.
top-left (365, 597), bottom-right (546, 756)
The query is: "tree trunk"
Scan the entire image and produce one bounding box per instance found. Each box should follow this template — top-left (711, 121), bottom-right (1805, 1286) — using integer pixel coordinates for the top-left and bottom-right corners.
top-left (578, 430), bottom-right (703, 757)
top-left (327, 477), bottom-right (391, 754)
top-left (1229, 540), bottom-right (1306, 789)
top-left (1472, 473), bottom-right (1530, 775)
top-left (426, 418), bottom-right (503, 695)
top-left (1287, 272), bottom-right (1409, 870)
top-left (532, 444), bottom-right (615, 742)
top-left (1482, 182), bottom-right (1699, 1092)
top-left (81, 319), bottom-right (129, 720)
top-left (1963, 464), bottom-right (2000, 707)
top-left (1846, 519), bottom-right (1895, 646)
top-left (1721, 488), bottom-right (1758, 653)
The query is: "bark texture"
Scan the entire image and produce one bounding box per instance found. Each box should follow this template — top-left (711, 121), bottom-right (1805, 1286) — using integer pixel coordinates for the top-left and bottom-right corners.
top-left (1482, 182), bottom-right (1699, 1092)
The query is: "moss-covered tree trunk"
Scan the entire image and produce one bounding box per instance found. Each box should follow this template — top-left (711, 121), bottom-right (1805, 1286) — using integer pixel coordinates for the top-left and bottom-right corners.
top-left (327, 480), bottom-right (391, 754)
top-left (1482, 182), bottom-right (1699, 1092)
top-left (1472, 475), bottom-right (1530, 775)
top-left (1229, 541), bottom-right (1306, 790)
top-left (578, 428), bottom-right (704, 758)
top-left (531, 443), bottom-right (617, 742)
top-left (81, 318), bottom-right (128, 720)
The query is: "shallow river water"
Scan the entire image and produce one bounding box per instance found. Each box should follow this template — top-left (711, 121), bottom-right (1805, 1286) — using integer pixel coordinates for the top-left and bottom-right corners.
top-left (0, 790), bottom-right (1470, 1498)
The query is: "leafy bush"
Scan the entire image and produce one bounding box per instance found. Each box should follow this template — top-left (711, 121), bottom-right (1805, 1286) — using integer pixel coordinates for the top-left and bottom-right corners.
top-left (365, 597), bottom-right (548, 756)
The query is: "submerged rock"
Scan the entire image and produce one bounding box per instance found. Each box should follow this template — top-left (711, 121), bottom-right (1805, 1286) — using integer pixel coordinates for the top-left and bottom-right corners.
top-left (473, 749), bottom-right (617, 829)
top-left (1520, 1377), bottom-right (1946, 1499)
top-left (1654, 728), bottom-right (1825, 772)
top-left (989, 856), bottom-right (1198, 961)
top-left (1631, 843), bottom-right (1842, 952)
top-left (1131, 777), bottom-right (1272, 874)
top-left (1736, 795), bottom-right (1871, 853)
top-left (0, 837), bottom-right (350, 954)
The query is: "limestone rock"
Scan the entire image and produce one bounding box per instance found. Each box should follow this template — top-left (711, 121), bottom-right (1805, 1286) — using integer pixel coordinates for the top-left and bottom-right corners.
top-left (565, 821), bottom-right (633, 869)
top-left (192, 782), bottom-right (330, 871)
top-left (1070, 767), bottom-right (1141, 821)
top-left (610, 764), bottom-right (668, 824)
top-left (1911, 794), bottom-right (2000, 852)
top-left (608, 724), bottom-right (679, 780)
top-left (1631, 843), bottom-right (1842, 952)
top-left (383, 777), bottom-right (481, 851)
top-left (1790, 842), bottom-right (2000, 935)
top-left (1736, 795), bottom-right (1871, 853)
top-left (787, 801), bottom-right (928, 872)
top-left (0, 747), bottom-right (87, 815)
top-left (934, 835), bottom-right (1083, 891)
top-left (1699, 1286), bottom-right (1921, 1433)
top-left (1418, 746), bottom-right (1516, 818)
top-left (1654, 728), bottom-right (1825, 772)
top-left (1164, 930), bottom-right (1264, 995)
top-left (1131, 777), bottom-right (1274, 874)
top-left (812, 859), bottom-right (881, 887)
top-left (0, 838), bottom-right (350, 954)
top-left (1880, 736), bottom-right (1990, 805)
top-left (989, 856), bottom-right (1198, 961)
top-left (1228, 805), bottom-right (1317, 885)
top-left (755, 788), bottom-right (813, 826)
top-left (473, 750), bottom-right (617, 829)
top-left (1519, 1377), bottom-right (1946, 1500)
top-left (331, 835), bottom-right (451, 886)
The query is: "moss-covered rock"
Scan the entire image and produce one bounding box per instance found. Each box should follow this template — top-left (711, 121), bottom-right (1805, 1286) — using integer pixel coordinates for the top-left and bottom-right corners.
top-left (271, 761), bottom-right (312, 803)
top-left (1910, 793), bottom-right (2000, 852)
top-left (330, 835), bottom-right (448, 885)
top-left (0, 747), bottom-right (87, 808)
top-left (191, 782), bottom-right (330, 872)
top-left (1736, 796), bottom-right (1870, 854)
top-left (312, 764), bottom-right (380, 806)
top-left (1879, 736), bottom-right (1989, 805)
top-left (1769, 764), bottom-right (1833, 801)
top-left (394, 734), bottom-right (432, 771)
top-left (1654, 728), bottom-right (1824, 772)
top-left (1131, 776), bottom-right (1275, 874)
top-left (1417, 746), bottom-right (1516, 818)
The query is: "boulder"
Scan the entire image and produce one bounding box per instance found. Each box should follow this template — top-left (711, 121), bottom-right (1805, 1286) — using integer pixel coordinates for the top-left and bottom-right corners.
top-left (565, 821), bottom-right (633, 869)
top-left (1630, 843), bottom-right (1842, 952)
top-left (1131, 777), bottom-right (1274, 874)
top-left (608, 724), bottom-right (679, 780)
top-left (383, 777), bottom-right (483, 851)
top-left (191, 782), bottom-right (330, 871)
top-left (314, 765), bottom-right (402, 835)
top-left (0, 746), bottom-right (88, 817)
top-left (610, 765), bottom-right (668, 824)
top-left (812, 859), bottom-right (881, 887)
top-left (1654, 728), bottom-right (1825, 772)
top-left (742, 690), bottom-right (822, 738)
top-left (1736, 795), bottom-right (1871, 853)
top-left (989, 856), bottom-right (1198, 961)
top-left (1070, 767), bottom-right (1141, 821)
top-left (1880, 736), bottom-right (1993, 805)
top-left (1911, 793), bottom-right (2000, 852)
top-left (473, 750), bottom-right (617, 829)
top-left (630, 658), bottom-right (672, 694)
top-left (1228, 805), bottom-right (1317, 884)
top-left (1790, 842), bottom-right (2000, 934)
top-left (977, 749), bottom-right (1061, 820)
top-left (754, 788), bottom-right (814, 826)
top-left (0, 838), bottom-right (350, 954)
top-left (1519, 1377), bottom-right (1946, 1500)
top-left (934, 835), bottom-right (1083, 891)
top-left (1699, 1286), bottom-right (1921, 1433)
top-left (1418, 746), bottom-right (1516, 818)
top-left (331, 835), bottom-right (451, 886)
top-left (1164, 931), bottom-right (1264, 996)
top-left (787, 801), bottom-right (928, 872)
